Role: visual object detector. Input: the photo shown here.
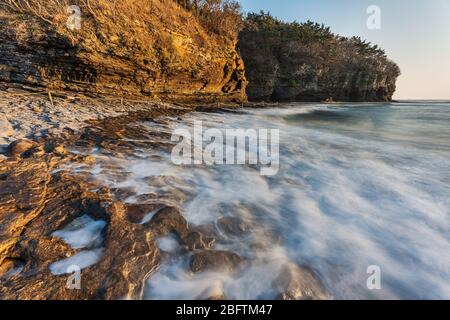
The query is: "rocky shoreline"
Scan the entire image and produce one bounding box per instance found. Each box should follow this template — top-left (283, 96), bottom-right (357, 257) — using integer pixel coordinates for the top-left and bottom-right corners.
top-left (0, 93), bottom-right (187, 299)
top-left (0, 90), bottom-right (178, 151)
top-left (0, 93), bottom-right (328, 300)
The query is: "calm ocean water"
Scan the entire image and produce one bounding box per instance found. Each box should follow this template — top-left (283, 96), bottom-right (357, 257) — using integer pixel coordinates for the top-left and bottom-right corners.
top-left (64, 101), bottom-right (450, 299)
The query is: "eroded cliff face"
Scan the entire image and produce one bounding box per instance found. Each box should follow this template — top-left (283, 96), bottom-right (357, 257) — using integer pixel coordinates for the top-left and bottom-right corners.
top-left (0, 0), bottom-right (246, 103)
top-left (238, 14), bottom-right (400, 102)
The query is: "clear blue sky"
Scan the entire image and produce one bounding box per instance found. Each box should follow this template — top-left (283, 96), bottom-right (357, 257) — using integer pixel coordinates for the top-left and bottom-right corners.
top-left (239, 0), bottom-right (450, 100)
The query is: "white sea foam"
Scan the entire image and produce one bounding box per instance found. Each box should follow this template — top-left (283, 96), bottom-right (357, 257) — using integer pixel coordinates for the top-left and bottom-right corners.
top-left (157, 235), bottom-right (180, 253)
top-left (52, 215), bottom-right (106, 249)
top-left (50, 215), bottom-right (106, 275)
top-left (49, 249), bottom-right (104, 275)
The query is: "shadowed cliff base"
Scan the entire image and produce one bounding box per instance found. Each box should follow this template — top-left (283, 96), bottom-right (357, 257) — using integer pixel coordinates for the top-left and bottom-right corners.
top-left (238, 12), bottom-right (400, 102)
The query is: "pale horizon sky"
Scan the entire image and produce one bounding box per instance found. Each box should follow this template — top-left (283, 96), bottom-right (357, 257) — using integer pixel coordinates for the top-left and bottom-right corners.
top-left (240, 0), bottom-right (450, 100)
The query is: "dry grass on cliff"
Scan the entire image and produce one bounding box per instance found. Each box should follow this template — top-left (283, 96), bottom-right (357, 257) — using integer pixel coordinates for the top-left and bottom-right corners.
top-left (1, 0), bottom-right (237, 71)
top-left (174, 0), bottom-right (243, 38)
top-left (0, 0), bottom-right (240, 45)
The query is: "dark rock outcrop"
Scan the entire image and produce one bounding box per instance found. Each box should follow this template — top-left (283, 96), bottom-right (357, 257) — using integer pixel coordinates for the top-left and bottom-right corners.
top-left (190, 250), bottom-right (244, 273)
top-left (149, 206), bottom-right (215, 251)
top-left (272, 263), bottom-right (330, 300)
top-left (0, 0), bottom-right (246, 103)
top-left (238, 13), bottom-right (400, 102)
top-left (7, 139), bottom-right (37, 157)
top-left (217, 216), bottom-right (250, 237)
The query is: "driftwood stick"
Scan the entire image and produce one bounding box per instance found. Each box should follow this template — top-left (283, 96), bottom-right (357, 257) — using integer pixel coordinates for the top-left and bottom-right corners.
top-left (48, 91), bottom-right (54, 108)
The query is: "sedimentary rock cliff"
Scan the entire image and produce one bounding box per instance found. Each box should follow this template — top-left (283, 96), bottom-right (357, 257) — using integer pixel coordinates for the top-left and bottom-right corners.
top-left (238, 13), bottom-right (400, 102)
top-left (0, 0), bottom-right (246, 103)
